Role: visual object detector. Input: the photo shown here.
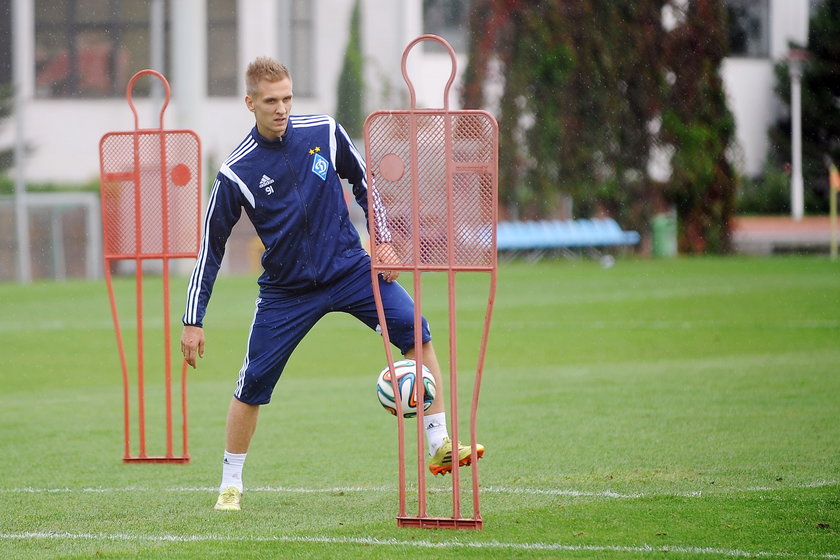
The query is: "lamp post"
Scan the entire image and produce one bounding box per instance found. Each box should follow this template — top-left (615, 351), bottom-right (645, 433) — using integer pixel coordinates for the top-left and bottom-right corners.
top-left (787, 49), bottom-right (808, 221)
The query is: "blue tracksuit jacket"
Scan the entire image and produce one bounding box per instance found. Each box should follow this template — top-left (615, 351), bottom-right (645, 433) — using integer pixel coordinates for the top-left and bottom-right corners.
top-left (183, 115), bottom-right (374, 327)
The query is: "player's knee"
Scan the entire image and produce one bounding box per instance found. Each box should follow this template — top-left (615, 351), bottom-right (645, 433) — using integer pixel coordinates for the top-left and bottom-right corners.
top-left (390, 316), bottom-right (431, 355)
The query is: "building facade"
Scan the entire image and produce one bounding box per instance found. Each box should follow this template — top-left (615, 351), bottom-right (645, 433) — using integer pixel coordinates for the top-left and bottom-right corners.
top-left (721, 0), bottom-right (813, 176)
top-left (0, 0), bottom-right (466, 185)
top-left (0, 0), bottom-right (817, 185)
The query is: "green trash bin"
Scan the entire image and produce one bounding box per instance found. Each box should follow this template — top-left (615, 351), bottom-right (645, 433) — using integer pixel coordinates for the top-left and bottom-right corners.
top-left (652, 212), bottom-right (677, 258)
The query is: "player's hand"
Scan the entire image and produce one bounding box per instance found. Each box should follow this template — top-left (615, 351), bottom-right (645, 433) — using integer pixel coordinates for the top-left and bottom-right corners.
top-left (181, 325), bottom-right (205, 368)
top-left (378, 243), bottom-right (401, 283)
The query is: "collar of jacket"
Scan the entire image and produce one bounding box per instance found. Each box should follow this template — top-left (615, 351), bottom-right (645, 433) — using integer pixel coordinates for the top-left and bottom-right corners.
top-left (251, 121), bottom-right (293, 149)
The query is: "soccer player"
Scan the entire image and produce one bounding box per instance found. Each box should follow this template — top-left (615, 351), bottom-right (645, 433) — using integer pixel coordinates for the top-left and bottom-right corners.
top-left (180, 57), bottom-right (483, 511)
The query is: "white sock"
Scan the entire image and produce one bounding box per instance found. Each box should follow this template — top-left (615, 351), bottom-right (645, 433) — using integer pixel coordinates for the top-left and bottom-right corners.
top-left (424, 412), bottom-right (449, 456)
top-left (220, 451), bottom-right (247, 493)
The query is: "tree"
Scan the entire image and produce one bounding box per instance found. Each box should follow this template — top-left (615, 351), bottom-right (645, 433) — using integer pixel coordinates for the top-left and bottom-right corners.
top-left (660, 0), bottom-right (738, 253)
top-left (462, 0), bottom-right (737, 253)
top-left (462, 1), bottom-right (665, 233)
top-left (767, 0), bottom-right (840, 214)
top-left (336, 0), bottom-right (364, 139)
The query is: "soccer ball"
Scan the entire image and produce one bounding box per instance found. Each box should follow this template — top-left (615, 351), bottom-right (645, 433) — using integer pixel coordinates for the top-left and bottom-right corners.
top-left (376, 359), bottom-right (436, 418)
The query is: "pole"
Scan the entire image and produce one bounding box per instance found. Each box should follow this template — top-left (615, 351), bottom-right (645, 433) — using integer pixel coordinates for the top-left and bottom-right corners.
top-left (831, 185), bottom-right (837, 261)
top-left (788, 50), bottom-right (806, 221)
top-left (171, 0), bottom-right (206, 132)
top-left (830, 164), bottom-right (839, 261)
top-left (150, 0), bottom-right (165, 106)
top-left (12, 0), bottom-right (32, 283)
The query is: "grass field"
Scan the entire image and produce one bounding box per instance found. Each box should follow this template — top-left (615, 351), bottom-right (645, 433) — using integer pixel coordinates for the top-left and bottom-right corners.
top-left (1, 256), bottom-right (838, 559)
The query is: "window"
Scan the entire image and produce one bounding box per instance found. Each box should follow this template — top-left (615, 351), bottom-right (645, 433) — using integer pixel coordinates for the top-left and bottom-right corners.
top-left (35, 0), bottom-right (171, 98)
top-left (423, 0), bottom-right (471, 53)
top-left (278, 0), bottom-right (315, 97)
top-left (208, 0), bottom-right (237, 96)
top-left (725, 0), bottom-right (770, 58)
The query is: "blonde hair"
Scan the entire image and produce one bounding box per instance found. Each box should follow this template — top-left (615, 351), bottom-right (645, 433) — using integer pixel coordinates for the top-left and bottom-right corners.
top-left (245, 57), bottom-right (291, 96)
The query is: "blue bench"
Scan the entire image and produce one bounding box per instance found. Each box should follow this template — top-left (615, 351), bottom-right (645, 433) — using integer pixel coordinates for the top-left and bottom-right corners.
top-left (497, 218), bottom-right (640, 253)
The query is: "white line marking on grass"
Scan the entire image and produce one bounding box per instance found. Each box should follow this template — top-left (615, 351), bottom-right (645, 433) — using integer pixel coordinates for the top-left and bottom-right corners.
top-left (1, 531), bottom-right (838, 559)
top-left (3, 480), bottom-right (836, 498)
top-left (584, 319), bottom-right (840, 330)
top-left (242, 486), bottom-right (675, 499)
top-left (743, 479), bottom-right (839, 492)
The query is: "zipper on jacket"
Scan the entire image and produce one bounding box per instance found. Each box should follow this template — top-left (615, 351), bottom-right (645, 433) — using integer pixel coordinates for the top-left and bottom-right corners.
top-left (283, 151), bottom-right (318, 286)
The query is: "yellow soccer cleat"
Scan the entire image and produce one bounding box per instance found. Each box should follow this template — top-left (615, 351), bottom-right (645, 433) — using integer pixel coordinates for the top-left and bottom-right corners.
top-left (214, 487), bottom-right (242, 511)
top-left (429, 436), bottom-right (485, 476)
